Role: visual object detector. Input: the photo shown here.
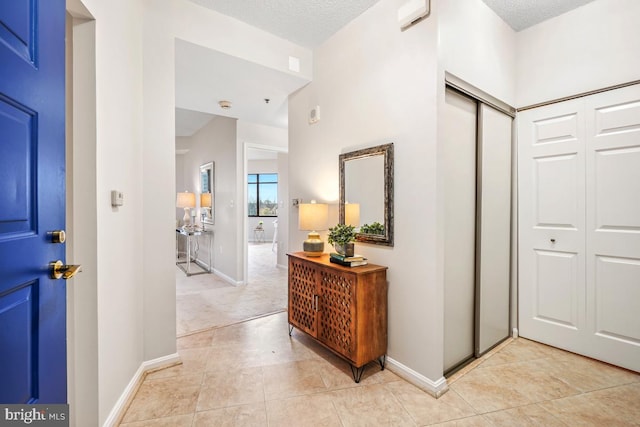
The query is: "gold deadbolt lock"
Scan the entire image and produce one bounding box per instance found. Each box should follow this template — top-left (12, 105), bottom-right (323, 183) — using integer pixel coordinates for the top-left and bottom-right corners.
top-left (50, 260), bottom-right (82, 280)
top-left (49, 230), bottom-right (66, 244)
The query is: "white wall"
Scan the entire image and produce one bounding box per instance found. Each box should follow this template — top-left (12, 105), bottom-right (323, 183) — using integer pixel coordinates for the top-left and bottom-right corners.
top-left (141, 0), bottom-right (177, 370)
top-left (289, 0), bottom-right (444, 387)
top-left (439, 0), bottom-right (517, 105)
top-left (516, 0), bottom-right (640, 107)
top-left (238, 121), bottom-right (288, 150)
top-left (276, 152), bottom-right (289, 268)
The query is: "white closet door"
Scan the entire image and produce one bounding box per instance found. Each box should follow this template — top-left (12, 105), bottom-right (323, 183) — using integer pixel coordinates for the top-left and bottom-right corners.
top-left (476, 104), bottom-right (512, 355)
top-left (443, 88), bottom-right (477, 372)
top-left (585, 85), bottom-right (640, 371)
top-left (519, 84), bottom-right (640, 372)
top-left (518, 98), bottom-right (587, 354)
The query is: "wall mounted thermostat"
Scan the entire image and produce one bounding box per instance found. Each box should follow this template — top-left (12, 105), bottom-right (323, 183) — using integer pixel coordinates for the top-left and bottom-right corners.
top-left (111, 190), bottom-right (124, 207)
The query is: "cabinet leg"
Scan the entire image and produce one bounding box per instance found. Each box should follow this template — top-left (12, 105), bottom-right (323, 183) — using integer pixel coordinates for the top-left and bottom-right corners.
top-left (288, 323), bottom-right (294, 336)
top-left (378, 355), bottom-right (386, 371)
top-left (350, 365), bottom-right (366, 383)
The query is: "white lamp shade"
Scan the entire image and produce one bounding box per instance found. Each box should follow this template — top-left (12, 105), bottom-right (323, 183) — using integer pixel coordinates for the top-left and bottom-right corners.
top-left (298, 202), bottom-right (328, 231)
top-left (200, 192), bottom-right (212, 208)
top-left (176, 192), bottom-right (196, 208)
top-left (345, 203), bottom-right (360, 227)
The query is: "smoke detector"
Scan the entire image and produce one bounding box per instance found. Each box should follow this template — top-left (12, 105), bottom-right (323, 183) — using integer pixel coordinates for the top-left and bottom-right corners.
top-left (218, 100), bottom-right (232, 110)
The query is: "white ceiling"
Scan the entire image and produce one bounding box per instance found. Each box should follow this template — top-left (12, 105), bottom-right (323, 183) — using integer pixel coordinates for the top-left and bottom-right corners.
top-left (481, 0), bottom-right (597, 31)
top-left (175, 107), bottom-right (215, 137)
top-left (187, 0), bottom-right (382, 48)
top-left (176, 0), bottom-right (598, 139)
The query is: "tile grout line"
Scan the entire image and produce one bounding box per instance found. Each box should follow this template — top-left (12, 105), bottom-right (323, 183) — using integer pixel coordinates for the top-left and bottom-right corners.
top-left (534, 401), bottom-right (573, 427)
top-left (261, 366), bottom-right (270, 427)
top-left (383, 382), bottom-right (420, 426)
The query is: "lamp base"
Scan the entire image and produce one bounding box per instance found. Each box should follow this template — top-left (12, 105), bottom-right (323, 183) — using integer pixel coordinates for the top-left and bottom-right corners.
top-left (183, 207), bottom-right (191, 227)
top-left (303, 231), bottom-right (324, 257)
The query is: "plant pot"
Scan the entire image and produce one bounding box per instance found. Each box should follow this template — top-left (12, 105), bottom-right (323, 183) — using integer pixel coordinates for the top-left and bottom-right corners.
top-left (334, 242), bottom-right (355, 257)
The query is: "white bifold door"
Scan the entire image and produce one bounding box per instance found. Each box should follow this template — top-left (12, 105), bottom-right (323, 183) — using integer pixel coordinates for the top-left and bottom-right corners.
top-left (518, 84), bottom-right (640, 372)
top-left (443, 88), bottom-right (513, 373)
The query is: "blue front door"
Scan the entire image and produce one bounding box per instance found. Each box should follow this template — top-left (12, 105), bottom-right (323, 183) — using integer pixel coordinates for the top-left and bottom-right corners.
top-left (0, 0), bottom-right (67, 403)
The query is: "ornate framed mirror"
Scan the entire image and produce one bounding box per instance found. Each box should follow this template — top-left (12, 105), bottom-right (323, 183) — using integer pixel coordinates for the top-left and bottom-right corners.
top-left (200, 162), bottom-right (214, 225)
top-left (339, 143), bottom-right (394, 246)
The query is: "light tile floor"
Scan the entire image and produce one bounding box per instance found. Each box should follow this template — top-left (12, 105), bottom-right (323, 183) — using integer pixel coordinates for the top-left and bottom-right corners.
top-left (131, 245), bottom-right (640, 426)
top-left (120, 311), bottom-right (640, 426)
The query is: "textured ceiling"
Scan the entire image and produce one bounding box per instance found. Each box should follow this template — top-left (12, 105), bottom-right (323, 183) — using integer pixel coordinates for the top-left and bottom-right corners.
top-left (481, 0), bottom-right (597, 31)
top-left (188, 0), bottom-right (382, 47)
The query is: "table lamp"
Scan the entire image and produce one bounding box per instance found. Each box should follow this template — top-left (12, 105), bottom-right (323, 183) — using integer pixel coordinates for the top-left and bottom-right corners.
top-left (176, 191), bottom-right (196, 227)
top-left (298, 200), bottom-right (328, 256)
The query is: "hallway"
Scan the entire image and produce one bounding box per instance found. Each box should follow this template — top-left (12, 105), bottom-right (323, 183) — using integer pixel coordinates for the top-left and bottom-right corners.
top-left (119, 311), bottom-right (640, 426)
top-left (176, 243), bottom-right (287, 336)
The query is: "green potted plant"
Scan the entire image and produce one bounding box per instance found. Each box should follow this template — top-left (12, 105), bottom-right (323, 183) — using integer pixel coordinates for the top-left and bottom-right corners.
top-left (327, 223), bottom-right (357, 256)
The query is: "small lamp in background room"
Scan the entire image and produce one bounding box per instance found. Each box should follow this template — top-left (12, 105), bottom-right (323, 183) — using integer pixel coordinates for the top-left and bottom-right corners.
top-left (298, 200), bottom-right (329, 257)
top-left (345, 202), bottom-right (360, 228)
top-left (200, 192), bottom-right (212, 222)
top-left (176, 191), bottom-right (196, 228)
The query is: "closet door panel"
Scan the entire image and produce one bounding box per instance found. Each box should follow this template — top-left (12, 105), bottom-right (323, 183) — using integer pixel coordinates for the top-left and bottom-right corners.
top-left (443, 88), bottom-right (477, 372)
top-left (476, 104), bottom-right (512, 355)
top-left (518, 98), bottom-right (586, 351)
top-left (585, 85), bottom-right (640, 371)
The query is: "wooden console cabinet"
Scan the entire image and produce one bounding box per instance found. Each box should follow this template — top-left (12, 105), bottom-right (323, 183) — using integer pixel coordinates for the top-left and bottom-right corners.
top-left (287, 252), bottom-right (388, 382)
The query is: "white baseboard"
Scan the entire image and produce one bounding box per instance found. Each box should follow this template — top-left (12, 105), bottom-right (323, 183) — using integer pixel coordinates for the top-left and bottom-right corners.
top-left (512, 327), bottom-right (519, 338)
top-left (276, 263), bottom-right (287, 270)
top-left (212, 268), bottom-right (244, 286)
top-left (102, 352), bottom-right (181, 427)
top-left (190, 257), bottom-right (243, 286)
top-left (386, 357), bottom-right (449, 398)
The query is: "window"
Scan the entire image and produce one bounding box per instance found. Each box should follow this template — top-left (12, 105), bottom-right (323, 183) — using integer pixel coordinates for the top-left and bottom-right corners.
top-left (248, 173), bottom-right (278, 217)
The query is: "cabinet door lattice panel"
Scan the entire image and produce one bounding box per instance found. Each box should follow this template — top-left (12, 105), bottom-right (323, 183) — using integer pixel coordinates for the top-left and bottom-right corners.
top-left (319, 270), bottom-right (356, 358)
top-left (288, 258), bottom-right (317, 335)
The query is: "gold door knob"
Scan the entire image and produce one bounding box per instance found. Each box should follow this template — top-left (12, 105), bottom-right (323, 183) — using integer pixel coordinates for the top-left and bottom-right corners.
top-left (50, 260), bottom-right (82, 280)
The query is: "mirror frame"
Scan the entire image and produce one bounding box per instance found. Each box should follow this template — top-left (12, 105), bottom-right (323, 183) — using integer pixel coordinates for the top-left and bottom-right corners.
top-left (200, 162), bottom-right (214, 225)
top-left (339, 143), bottom-right (394, 246)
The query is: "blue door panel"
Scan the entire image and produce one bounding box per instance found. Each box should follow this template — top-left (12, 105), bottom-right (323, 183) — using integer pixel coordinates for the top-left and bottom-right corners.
top-left (0, 284), bottom-right (37, 403)
top-left (0, 96), bottom-right (35, 232)
top-left (0, 0), bottom-right (66, 403)
top-left (0, 0), bottom-right (35, 63)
